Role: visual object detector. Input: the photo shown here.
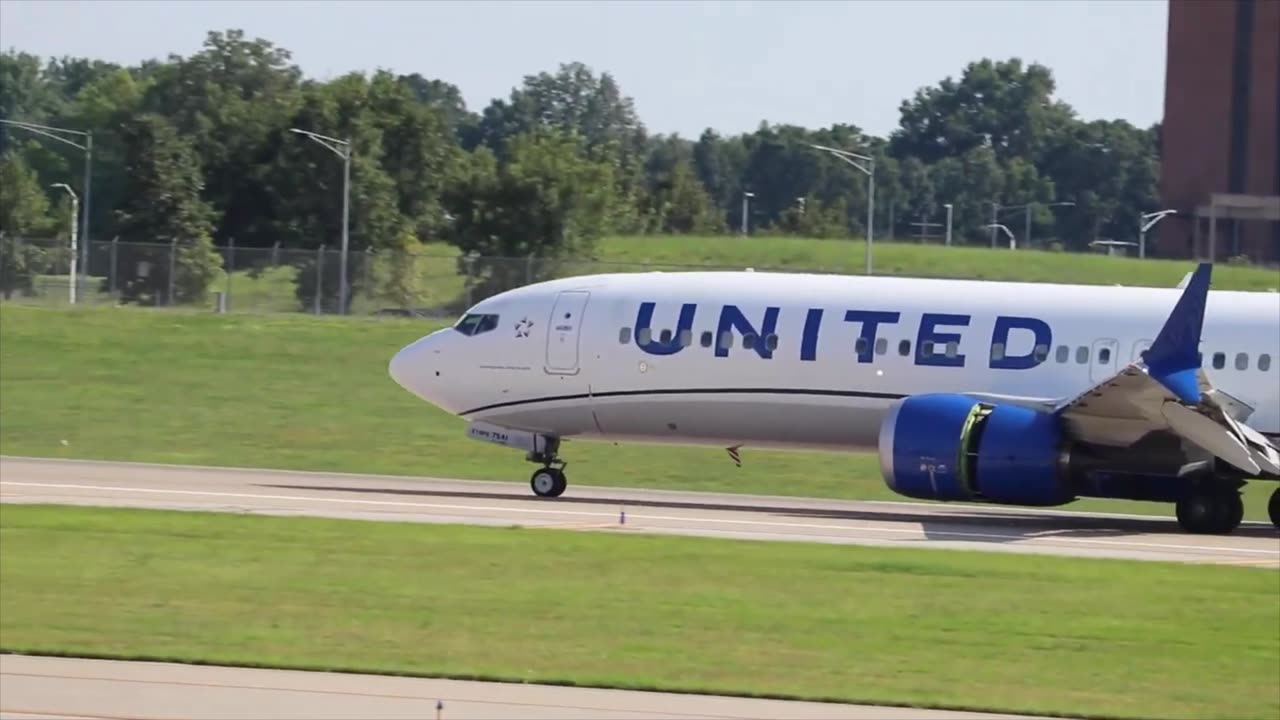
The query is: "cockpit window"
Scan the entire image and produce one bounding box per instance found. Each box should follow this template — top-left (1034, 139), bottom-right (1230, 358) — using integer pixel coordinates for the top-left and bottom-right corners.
top-left (454, 313), bottom-right (499, 336)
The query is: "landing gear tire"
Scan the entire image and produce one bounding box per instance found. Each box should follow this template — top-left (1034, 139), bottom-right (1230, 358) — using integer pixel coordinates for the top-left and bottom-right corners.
top-left (1269, 488), bottom-right (1280, 530)
top-left (1176, 491), bottom-right (1244, 535)
top-left (530, 467), bottom-right (567, 498)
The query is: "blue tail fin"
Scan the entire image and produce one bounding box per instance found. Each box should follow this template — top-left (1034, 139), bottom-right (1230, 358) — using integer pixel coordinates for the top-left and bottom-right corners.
top-left (1143, 263), bottom-right (1212, 404)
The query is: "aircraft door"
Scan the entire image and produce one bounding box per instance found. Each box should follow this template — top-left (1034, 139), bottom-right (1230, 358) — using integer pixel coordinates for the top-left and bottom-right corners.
top-left (545, 291), bottom-right (591, 374)
top-left (1090, 338), bottom-right (1120, 382)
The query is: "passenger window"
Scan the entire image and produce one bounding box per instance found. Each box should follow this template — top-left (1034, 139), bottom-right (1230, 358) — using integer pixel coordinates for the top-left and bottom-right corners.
top-left (1260, 354), bottom-right (1273, 372)
top-left (945, 341), bottom-right (959, 358)
top-left (742, 333), bottom-right (756, 350)
top-left (1034, 344), bottom-right (1050, 362)
top-left (1212, 352), bottom-right (1225, 369)
top-left (922, 342), bottom-right (933, 358)
top-left (990, 343), bottom-right (1005, 361)
top-left (1098, 347), bottom-right (1111, 364)
top-left (659, 329), bottom-right (672, 345)
top-left (637, 327), bottom-right (651, 345)
top-left (718, 331), bottom-right (733, 350)
top-left (765, 334), bottom-right (779, 352)
top-left (1234, 353), bottom-right (1248, 371)
top-left (855, 338), bottom-right (868, 355)
top-left (700, 331), bottom-right (713, 348)
top-left (1056, 345), bottom-right (1070, 363)
top-left (619, 327), bottom-right (631, 344)
top-left (1076, 346), bottom-right (1089, 364)
top-left (898, 340), bottom-right (911, 357)
top-left (679, 329), bottom-right (693, 348)
top-left (875, 338), bottom-right (888, 355)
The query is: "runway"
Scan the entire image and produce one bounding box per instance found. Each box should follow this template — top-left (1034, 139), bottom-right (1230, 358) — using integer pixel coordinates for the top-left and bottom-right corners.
top-left (0, 655), bottom-right (1043, 720)
top-left (1, 456), bottom-right (1276, 566)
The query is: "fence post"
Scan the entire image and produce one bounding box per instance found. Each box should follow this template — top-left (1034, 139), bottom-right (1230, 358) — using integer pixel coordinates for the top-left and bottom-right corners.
top-left (168, 238), bottom-right (177, 306)
top-left (109, 237), bottom-right (118, 296)
top-left (271, 241), bottom-right (280, 267)
top-left (315, 245), bottom-right (324, 316)
top-left (364, 247), bottom-right (373, 307)
top-left (463, 253), bottom-right (476, 309)
top-left (226, 237), bottom-right (235, 311)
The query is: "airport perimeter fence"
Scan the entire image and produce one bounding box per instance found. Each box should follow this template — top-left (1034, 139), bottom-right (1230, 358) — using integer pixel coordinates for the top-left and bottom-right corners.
top-left (1, 236), bottom-right (816, 319)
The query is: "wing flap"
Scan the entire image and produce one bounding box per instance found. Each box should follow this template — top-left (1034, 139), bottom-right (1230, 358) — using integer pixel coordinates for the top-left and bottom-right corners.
top-left (1048, 262), bottom-right (1280, 477)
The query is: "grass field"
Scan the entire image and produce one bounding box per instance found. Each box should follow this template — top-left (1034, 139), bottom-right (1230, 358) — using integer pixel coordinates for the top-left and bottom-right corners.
top-left (2, 504), bottom-right (1276, 720)
top-left (0, 304), bottom-right (1275, 521)
top-left (595, 236), bottom-right (1280, 291)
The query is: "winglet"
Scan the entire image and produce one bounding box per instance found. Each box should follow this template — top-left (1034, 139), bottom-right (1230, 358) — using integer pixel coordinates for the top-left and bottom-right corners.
top-left (1143, 263), bottom-right (1212, 404)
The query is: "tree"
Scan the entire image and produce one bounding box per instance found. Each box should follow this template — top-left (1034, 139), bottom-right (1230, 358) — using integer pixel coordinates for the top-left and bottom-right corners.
top-left (445, 130), bottom-right (617, 301)
top-left (139, 29), bottom-right (304, 248)
top-left (111, 114), bottom-right (222, 305)
top-left (0, 152), bottom-right (57, 298)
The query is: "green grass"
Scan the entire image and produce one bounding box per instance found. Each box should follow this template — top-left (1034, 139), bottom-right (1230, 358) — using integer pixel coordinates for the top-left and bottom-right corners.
top-left (591, 236), bottom-right (1280, 290)
top-left (2, 504), bottom-right (1276, 720)
top-left (1, 304), bottom-right (1275, 520)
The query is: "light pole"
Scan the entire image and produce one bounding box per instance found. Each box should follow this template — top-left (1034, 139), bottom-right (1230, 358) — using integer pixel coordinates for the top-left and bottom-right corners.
top-left (740, 191), bottom-right (754, 236)
top-left (50, 183), bottom-right (78, 304)
top-left (1023, 201), bottom-right (1075, 248)
top-left (991, 200), bottom-right (1075, 249)
top-left (989, 201), bottom-right (1000, 248)
top-left (810, 144), bottom-right (875, 274)
top-left (943, 203), bottom-right (953, 246)
top-left (2, 119), bottom-right (92, 298)
top-left (290, 128), bottom-right (352, 314)
top-left (983, 223), bottom-right (1016, 249)
top-left (1139, 209), bottom-right (1177, 259)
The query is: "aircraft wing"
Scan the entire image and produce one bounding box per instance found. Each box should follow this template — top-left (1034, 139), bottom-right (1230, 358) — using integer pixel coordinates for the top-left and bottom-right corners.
top-left (1046, 263), bottom-right (1280, 477)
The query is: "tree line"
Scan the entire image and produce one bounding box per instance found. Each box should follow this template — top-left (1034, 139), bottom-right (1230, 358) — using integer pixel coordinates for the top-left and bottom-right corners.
top-left (0, 29), bottom-right (1160, 307)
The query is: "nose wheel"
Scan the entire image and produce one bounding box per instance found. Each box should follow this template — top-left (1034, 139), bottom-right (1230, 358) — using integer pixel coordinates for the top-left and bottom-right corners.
top-left (530, 467), bottom-right (567, 498)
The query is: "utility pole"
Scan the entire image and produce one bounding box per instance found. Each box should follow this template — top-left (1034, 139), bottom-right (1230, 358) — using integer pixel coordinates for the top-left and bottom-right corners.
top-left (1139, 209), bottom-right (1178, 259)
top-left (50, 183), bottom-right (78, 304)
top-left (290, 128), bottom-right (352, 314)
top-left (2, 119), bottom-right (92, 300)
top-left (809, 144), bottom-right (875, 274)
top-left (944, 203), bottom-right (954, 246)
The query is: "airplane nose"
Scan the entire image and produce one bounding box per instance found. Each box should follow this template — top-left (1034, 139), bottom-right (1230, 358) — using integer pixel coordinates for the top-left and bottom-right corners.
top-left (388, 335), bottom-right (437, 400)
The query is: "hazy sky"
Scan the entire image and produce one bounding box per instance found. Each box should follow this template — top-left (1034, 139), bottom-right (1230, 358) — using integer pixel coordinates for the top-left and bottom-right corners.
top-left (0, 0), bottom-right (1168, 139)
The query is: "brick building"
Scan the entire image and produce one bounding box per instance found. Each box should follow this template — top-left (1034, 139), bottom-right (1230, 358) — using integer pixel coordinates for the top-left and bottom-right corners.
top-left (1158, 0), bottom-right (1280, 264)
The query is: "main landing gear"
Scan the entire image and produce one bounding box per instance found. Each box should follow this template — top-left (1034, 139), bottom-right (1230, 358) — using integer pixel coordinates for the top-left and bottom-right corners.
top-left (527, 435), bottom-right (568, 498)
top-left (1270, 487), bottom-right (1280, 531)
top-left (1176, 489), bottom-right (1244, 535)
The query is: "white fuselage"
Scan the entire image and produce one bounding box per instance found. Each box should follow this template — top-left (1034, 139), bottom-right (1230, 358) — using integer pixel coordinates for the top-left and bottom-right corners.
top-left (390, 271), bottom-right (1280, 452)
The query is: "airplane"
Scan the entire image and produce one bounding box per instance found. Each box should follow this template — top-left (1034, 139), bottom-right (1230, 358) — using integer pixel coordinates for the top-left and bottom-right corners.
top-left (388, 262), bottom-right (1280, 536)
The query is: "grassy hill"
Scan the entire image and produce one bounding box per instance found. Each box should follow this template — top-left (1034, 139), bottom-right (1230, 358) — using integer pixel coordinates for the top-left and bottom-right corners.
top-left (9, 235), bottom-right (1278, 317)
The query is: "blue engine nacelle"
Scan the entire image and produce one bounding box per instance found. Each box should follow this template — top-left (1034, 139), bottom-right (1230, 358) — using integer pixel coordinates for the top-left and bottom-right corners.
top-left (877, 393), bottom-right (1076, 507)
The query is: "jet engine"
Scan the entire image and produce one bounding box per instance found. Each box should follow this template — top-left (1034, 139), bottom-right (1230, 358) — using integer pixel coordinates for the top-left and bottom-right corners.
top-left (876, 393), bottom-right (1076, 507)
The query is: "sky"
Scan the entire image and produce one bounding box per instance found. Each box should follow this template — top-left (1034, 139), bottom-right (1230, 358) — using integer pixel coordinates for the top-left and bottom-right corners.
top-left (0, 0), bottom-right (1169, 139)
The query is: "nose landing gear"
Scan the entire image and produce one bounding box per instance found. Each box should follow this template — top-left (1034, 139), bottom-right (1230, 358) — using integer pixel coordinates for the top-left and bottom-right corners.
top-left (530, 466), bottom-right (567, 498)
top-left (527, 435), bottom-right (567, 498)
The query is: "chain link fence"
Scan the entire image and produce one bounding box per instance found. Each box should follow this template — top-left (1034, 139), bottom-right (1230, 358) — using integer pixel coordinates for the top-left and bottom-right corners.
top-left (0, 236), bottom-right (788, 317)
